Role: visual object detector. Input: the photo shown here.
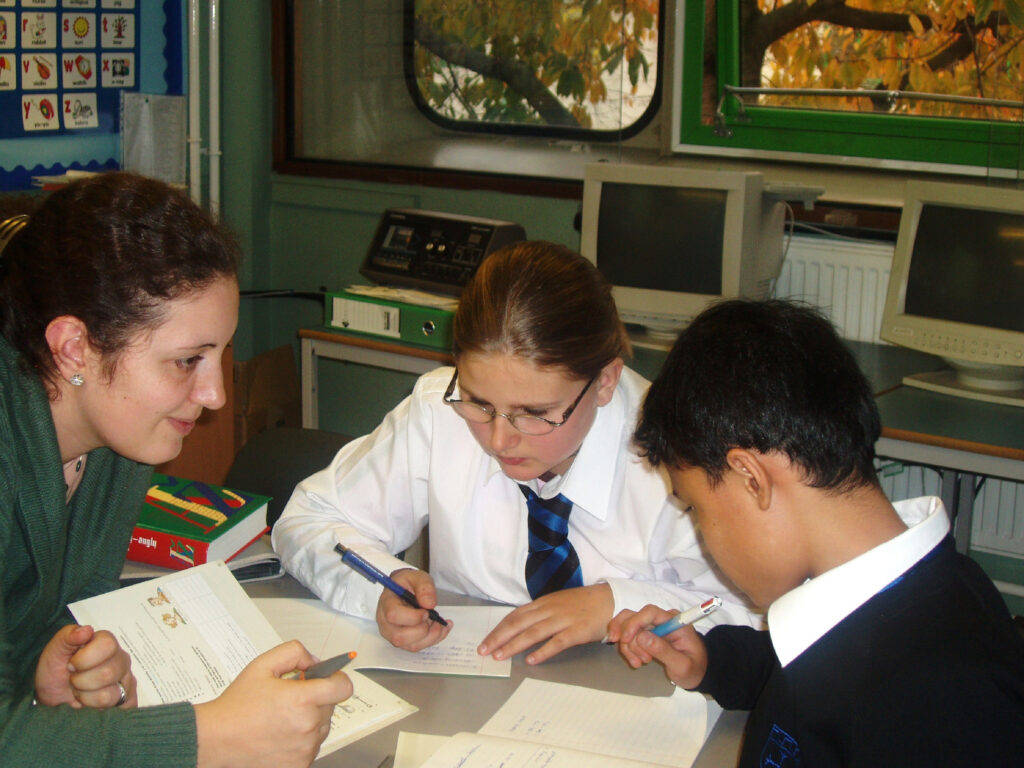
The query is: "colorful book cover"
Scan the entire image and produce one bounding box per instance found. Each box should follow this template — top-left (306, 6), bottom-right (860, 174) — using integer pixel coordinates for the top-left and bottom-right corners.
top-left (127, 473), bottom-right (271, 570)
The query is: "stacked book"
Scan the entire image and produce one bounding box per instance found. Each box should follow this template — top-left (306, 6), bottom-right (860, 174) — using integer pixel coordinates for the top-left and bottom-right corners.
top-left (120, 472), bottom-right (281, 585)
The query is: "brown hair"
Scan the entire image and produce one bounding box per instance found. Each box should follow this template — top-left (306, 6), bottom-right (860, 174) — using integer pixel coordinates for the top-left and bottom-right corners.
top-left (452, 240), bottom-right (630, 379)
top-left (0, 172), bottom-right (240, 391)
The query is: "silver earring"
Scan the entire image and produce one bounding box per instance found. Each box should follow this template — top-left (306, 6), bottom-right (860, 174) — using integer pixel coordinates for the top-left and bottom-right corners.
top-left (70, 373), bottom-right (84, 387)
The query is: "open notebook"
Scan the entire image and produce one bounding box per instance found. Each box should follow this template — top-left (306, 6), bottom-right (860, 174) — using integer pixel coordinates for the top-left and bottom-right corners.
top-left (395, 678), bottom-right (721, 768)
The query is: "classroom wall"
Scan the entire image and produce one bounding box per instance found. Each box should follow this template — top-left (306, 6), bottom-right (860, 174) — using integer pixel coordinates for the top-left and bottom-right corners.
top-left (218, 5), bottom-right (590, 434)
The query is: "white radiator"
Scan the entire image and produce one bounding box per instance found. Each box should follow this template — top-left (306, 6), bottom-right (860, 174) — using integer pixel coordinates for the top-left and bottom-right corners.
top-left (775, 234), bottom-right (893, 343)
top-left (776, 235), bottom-right (1024, 560)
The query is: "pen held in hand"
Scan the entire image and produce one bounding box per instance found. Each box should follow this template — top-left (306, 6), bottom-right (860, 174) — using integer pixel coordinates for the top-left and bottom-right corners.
top-left (650, 596), bottom-right (722, 638)
top-left (304, 650), bottom-right (358, 679)
top-left (284, 650), bottom-right (357, 680)
top-left (333, 543), bottom-right (448, 626)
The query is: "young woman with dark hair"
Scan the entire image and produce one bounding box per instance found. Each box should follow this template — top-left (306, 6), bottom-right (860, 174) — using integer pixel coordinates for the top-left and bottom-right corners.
top-left (0, 173), bottom-right (351, 768)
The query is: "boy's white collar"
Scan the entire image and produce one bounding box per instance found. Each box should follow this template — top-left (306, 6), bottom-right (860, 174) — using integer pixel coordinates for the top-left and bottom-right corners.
top-left (768, 496), bottom-right (949, 667)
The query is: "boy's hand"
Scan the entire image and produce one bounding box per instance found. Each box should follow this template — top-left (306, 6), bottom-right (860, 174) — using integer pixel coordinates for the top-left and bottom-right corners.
top-left (607, 605), bottom-right (709, 690)
top-left (375, 568), bottom-right (452, 651)
top-left (477, 583), bottom-right (613, 665)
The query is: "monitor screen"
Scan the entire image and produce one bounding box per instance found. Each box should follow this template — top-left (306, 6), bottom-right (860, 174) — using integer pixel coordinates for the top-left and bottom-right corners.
top-left (880, 180), bottom-right (1024, 407)
top-left (904, 203), bottom-right (1024, 334)
top-left (580, 162), bottom-right (784, 338)
top-left (596, 183), bottom-right (726, 297)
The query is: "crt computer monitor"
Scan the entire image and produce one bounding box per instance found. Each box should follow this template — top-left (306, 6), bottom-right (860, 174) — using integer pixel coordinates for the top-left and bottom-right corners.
top-left (579, 162), bottom-right (787, 338)
top-left (880, 180), bottom-right (1024, 408)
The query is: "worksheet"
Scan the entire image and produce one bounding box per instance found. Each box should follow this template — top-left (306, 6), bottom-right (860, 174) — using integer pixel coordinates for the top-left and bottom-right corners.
top-left (69, 562), bottom-right (417, 759)
top-left (255, 597), bottom-right (513, 677)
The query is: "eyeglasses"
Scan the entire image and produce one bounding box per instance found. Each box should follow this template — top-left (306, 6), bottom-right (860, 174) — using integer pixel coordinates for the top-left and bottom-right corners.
top-left (443, 368), bottom-right (596, 436)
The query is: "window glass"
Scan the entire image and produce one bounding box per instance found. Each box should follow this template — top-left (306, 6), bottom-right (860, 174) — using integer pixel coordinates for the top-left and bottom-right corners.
top-left (753, 0), bottom-right (1024, 121)
top-left (406, 0), bottom-right (662, 137)
top-left (676, 0), bottom-right (1024, 175)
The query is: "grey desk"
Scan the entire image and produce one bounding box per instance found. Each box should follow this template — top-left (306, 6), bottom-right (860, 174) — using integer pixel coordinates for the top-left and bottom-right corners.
top-left (875, 385), bottom-right (1024, 552)
top-left (831, 343), bottom-right (1024, 553)
top-left (245, 576), bottom-right (747, 767)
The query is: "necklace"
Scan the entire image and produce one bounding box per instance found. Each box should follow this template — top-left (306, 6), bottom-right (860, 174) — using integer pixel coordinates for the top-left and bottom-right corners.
top-left (63, 454), bottom-right (87, 501)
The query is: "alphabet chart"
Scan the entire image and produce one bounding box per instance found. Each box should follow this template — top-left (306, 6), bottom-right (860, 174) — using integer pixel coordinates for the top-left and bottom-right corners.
top-left (0, 1), bottom-right (148, 136)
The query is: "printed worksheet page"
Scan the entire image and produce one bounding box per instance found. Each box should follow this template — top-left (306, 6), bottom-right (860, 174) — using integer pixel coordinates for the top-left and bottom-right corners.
top-left (255, 597), bottom-right (513, 677)
top-left (70, 562), bottom-right (279, 705)
top-left (69, 562), bottom-right (417, 759)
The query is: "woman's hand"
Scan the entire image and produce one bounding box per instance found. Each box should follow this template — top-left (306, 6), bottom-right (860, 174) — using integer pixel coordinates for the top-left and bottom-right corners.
top-left (607, 605), bottom-right (709, 690)
top-left (195, 640), bottom-right (353, 768)
top-left (375, 568), bottom-right (452, 651)
top-left (35, 624), bottom-right (137, 709)
top-left (477, 583), bottom-right (613, 665)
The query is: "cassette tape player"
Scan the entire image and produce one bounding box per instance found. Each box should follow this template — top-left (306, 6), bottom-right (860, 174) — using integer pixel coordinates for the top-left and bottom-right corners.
top-left (359, 208), bottom-right (526, 296)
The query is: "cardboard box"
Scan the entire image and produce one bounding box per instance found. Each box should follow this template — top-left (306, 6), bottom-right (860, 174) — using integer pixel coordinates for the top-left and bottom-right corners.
top-left (233, 345), bottom-right (301, 453)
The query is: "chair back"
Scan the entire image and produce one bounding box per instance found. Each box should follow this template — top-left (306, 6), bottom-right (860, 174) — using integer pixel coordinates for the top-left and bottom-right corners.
top-left (225, 426), bottom-right (352, 529)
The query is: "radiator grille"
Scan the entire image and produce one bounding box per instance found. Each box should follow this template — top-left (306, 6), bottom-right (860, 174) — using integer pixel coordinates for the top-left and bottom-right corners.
top-left (775, 235), bottom-right (893, 343)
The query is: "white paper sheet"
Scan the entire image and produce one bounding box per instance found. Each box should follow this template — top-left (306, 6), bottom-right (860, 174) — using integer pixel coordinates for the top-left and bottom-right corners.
top-left (69, 562), bottom-right (416, 758)
top-left (476, 678), bottom-right (707, 768)
top-left (419, 731), bottom-right (663, 767)
top-left (255, 598), bottom-right (513, 677)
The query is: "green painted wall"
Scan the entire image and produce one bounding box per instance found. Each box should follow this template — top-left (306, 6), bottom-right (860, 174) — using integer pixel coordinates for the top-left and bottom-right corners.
top-left (219, 5), bottom-right (582, 435)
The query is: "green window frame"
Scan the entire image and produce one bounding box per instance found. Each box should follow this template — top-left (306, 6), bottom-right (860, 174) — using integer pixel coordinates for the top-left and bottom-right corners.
top-left (674, 0), bottom-right (1024, 176)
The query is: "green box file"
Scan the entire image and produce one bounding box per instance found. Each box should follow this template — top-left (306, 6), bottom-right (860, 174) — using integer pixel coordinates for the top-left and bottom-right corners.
top-left (324, 290), bottom-right (455, 351)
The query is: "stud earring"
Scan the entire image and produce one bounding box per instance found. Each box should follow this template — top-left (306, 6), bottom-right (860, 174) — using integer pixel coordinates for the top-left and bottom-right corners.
top-left (70, 373), bottom-right (84, 387)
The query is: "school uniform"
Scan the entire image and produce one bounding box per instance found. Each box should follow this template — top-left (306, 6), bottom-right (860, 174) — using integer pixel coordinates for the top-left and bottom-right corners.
top-left (697, 496), bottom-right (1024, 767)
top-left (273, 366), bottom-right (758, 628)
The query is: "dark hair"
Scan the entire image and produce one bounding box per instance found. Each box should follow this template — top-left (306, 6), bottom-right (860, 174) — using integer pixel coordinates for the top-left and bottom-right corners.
top-left (635, 299), bottom-right (880, 491)
top-left (452, 240), bottom-right (631, 380)
top-left (0, 172), bottom-right (240, 391)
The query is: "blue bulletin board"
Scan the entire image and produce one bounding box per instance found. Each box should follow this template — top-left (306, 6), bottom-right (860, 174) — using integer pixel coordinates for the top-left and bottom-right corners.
top-left (0, 0), bottom-right (183, 190)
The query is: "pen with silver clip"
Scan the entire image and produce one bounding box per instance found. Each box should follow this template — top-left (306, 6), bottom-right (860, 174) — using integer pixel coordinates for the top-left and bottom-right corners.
top-left (334, 543), bottom-right (448, 626)
top-left (650, 596), bottom-right (722, 637)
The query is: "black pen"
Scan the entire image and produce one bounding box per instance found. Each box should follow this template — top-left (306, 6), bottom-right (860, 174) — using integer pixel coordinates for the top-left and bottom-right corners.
top-left (334, 543), bottom-right (448, 626)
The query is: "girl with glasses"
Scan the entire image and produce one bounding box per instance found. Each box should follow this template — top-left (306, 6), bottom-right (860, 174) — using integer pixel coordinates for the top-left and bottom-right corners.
top-left (273, 240), bottom-right (758, 664)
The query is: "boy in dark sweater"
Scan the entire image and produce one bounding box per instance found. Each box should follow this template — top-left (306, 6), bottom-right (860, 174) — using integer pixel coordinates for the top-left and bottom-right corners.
top-left (608, 299), bottom-right (1024, 767)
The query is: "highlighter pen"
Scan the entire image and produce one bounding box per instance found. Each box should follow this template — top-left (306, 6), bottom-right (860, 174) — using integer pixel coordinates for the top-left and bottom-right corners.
top-left (334, 543), bottom-right (448, 626)
top-left (650, 596), bottom-right (722, 638)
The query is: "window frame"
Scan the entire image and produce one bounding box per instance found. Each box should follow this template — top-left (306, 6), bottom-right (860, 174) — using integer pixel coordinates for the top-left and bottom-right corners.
top-left (270, 0), bottom-right (671, 196)
top-left (402, 0), bottom-right (665, 142)
top-left (670, 0), bottom-right (1024, 178)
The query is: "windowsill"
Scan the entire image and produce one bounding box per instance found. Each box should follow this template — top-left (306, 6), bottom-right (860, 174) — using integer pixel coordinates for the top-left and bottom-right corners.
top-left (275, 132), bottom-right (1008, 209)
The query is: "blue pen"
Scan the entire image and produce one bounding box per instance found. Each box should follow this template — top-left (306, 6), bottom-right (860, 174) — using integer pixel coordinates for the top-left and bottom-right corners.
top-left (334, 543), bottom-right (448, 626)
top-left (650, 596), bottom-right (722, 637)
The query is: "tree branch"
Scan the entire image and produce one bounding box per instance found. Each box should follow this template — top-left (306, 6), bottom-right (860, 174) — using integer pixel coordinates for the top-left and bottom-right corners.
top-left (754, 0), bottom-right (934, 56)
top-left (414, 17), bottom-right (579, 127)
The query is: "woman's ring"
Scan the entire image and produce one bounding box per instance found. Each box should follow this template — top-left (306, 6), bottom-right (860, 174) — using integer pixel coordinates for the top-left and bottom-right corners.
top-left (115, 682), bottom-right (128, 707)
